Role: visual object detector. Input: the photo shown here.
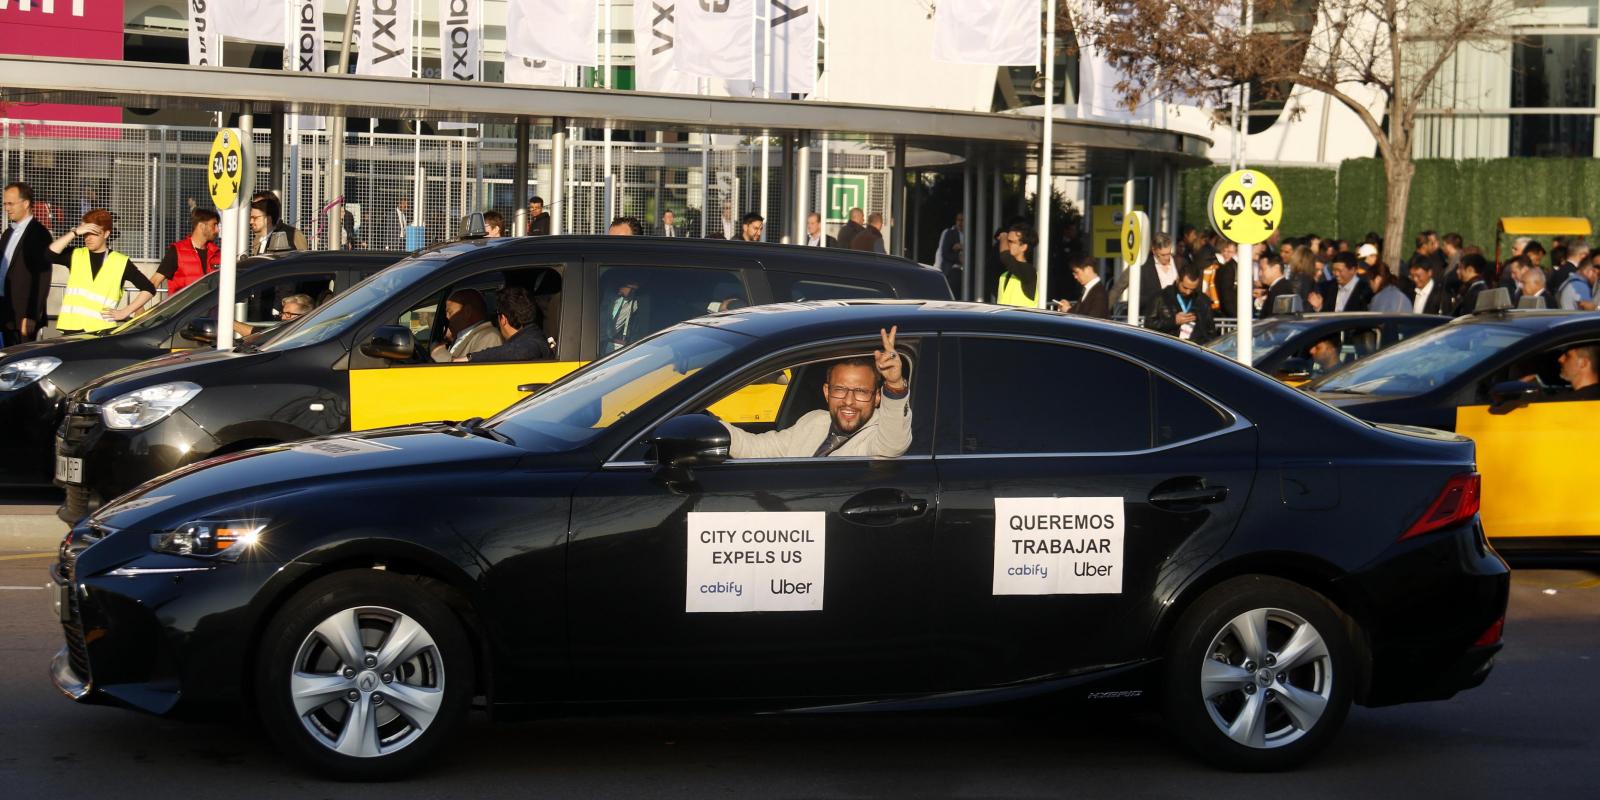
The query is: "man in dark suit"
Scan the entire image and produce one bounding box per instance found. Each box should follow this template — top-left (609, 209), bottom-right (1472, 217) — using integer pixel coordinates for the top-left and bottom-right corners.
top-left (1146, 261), bottom-right (1216, 343)
top-left (837, 207), bottom-right (865, 252)
top-left (0, 182), bottom-right (53, 344)
top-left (1059, 256), bottom-right (1109, 318)
top-left (525, 196), bottom-right (551, 236)
top-left (1260, 252), bottom-right (1298, 317)
top-left (1314, 252), bottom-right (1374, 312)
top-left (802, 212), bottom-right (837, 248)
top-left (1452, 254), bottom-right (1491, 316)
top-left (1407, 262), bottom-right (1450, 314)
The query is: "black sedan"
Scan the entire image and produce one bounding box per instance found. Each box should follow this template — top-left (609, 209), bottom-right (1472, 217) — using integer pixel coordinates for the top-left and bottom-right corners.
top-left (1207, 312), bottom-right (1448, 383)
top-left (50, 301), bottom-right (1508, 778)
top-left (0, 251), bottom-right (394, 487)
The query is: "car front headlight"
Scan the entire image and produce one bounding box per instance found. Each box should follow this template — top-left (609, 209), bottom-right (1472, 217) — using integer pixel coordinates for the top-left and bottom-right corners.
top-left (102, 381), bottom-right (203, 430)
top-left (150, 518), bottom-right (267, 560)
top-left (0, 356), bottom-right (61, 391)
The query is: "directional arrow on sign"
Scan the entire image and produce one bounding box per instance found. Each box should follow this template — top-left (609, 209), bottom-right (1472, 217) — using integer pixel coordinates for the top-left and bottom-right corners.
top-left (1264, 219), bottom-right (1274, 231)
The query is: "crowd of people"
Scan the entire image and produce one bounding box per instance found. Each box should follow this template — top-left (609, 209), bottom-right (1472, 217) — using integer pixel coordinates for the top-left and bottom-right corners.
top-left (957, 214), bottom-right (1600, 346)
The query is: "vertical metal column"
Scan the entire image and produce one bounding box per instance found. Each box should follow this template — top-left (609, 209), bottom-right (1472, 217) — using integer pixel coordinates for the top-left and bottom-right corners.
top-left (238, 111), bottom-right (254, 252)
top-left (551, 118), bottom-right (567, 236)
top-left (268, 107), bottom-right (284, 206)
top-left (961, 148), bottom-right (974, 300)
top-left (1123, 154), bottom-right (1139, 325)
top-left (794, 132), bottom-right (811, 244)
top-left (966, 152), bottom-right (979, 300)
top-left (513, 117), bottom-right (530, 236)
top-left (890, 138), bottom-right (906, 255)
top-left (1035, 4), bottom-right (1056, 308)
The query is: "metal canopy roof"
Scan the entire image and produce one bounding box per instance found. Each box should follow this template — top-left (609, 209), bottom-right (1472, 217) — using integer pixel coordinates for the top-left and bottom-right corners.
top-left (0, 56), bottom-right (1209, 175)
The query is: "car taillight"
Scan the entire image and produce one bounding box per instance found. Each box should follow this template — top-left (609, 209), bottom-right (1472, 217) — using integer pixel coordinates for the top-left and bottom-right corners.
top-left (1474, 615), bottom-right (1505, 647)
top-left (1399, 472), bottom-right (1481, 541)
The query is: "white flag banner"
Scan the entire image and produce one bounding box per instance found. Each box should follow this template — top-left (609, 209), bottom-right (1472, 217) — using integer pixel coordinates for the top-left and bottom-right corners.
top-left (768, 0), bottom-right (816, 96)
top-left (188, 0), bottom-right (220, 66)
top-left (438, 0), bottom-right (481, 81)
top-left (222, 0), bottom-right (288, 45)
top-left (632, 1), bottom-right (700, 94)
top-left (287, 0), bottom-right (327, 128)
top-left (506, 0), bottom-right (597, 67)
top-left (357, 0), bottom-right (414, 77)
top-left (931, 0), bottom-right (1038, 66)
top-left (675, 0), bottom-right (753, 81)
top-left (504, 55), bottom-right (572, 87)
top-left (286, 0), bottom-right (325, 74)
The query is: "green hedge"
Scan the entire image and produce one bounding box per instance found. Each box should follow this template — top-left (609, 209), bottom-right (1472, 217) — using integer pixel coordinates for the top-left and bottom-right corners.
top-left (1185, 159), bottom-right (1600, 254)
top-left (1339, 158), bottom-right (1600, 252)
top-left (1180, 165), bottom-right (1339, 242)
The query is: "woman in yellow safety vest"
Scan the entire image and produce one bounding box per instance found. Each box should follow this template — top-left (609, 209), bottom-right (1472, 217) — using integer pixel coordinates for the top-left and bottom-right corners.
top-left (996, 225), bottom-right (1039, 307)
top-left (49, 209), bottom-right (157, 335)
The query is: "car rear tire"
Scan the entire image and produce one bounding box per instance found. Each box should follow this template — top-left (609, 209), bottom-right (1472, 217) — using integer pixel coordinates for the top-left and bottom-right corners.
top-left (1162, 575), bottom-right (1354, 771)
top-left (255, 570), bottom-right (474, 780)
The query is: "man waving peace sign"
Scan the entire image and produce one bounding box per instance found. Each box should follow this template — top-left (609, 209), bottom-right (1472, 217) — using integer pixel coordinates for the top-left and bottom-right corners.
top-left (721, 325), bottom-right (914, 459)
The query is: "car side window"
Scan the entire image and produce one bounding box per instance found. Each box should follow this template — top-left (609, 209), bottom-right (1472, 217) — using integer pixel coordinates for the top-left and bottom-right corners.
top-left (598, 266), bottom-right (748, 354)
top-left (237, 273), bottom-right (334, 328)
top-left (1153, 375), bottom-right (1229, 445)
top-left (770, 271), bottom-right (894, 301)
top-left (954, 338), bottom-right (1151, 454)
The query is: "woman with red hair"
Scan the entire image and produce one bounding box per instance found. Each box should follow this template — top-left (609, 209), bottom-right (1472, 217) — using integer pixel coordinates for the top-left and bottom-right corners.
top-left (48, 209), bottom-right (156, 335)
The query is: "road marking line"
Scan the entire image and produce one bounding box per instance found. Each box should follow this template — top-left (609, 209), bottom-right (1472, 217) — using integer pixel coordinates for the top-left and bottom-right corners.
top-left (0, 585), bottom-right (45, 590)
top-left (0, 552), bottom-right (56, 561)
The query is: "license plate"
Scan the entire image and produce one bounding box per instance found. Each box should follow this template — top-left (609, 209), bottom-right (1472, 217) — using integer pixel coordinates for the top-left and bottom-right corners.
top-left (55, 455), bottom-right (83, 484)
top-left (53, 582), bottom-right (70, 623)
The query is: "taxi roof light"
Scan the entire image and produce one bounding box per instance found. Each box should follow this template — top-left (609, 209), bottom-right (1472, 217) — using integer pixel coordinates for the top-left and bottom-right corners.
top-left (1400, 472), bottom-right (1481, 541)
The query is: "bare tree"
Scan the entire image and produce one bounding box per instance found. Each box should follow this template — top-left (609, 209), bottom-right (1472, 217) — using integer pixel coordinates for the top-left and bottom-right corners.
top-left (1072, 0), bottom-right (1517, 268)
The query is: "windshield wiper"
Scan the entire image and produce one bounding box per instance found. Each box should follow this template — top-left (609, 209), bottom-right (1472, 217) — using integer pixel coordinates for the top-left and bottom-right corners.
top-left (450, 416), bottom-right (515, 445)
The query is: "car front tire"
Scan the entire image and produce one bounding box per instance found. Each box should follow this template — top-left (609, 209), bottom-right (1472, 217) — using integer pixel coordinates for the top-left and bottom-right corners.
top-left (255, 570), bottom-right (474, 780)
top-left (1162, 575), bottom-right (1355, 771)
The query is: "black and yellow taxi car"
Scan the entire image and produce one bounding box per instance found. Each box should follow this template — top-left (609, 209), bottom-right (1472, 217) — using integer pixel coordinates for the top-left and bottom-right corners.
top-left (1308, 294), bottom-right (1600, 558)
top-left (0, 251), bottom-right (395, 488)
top-left (54, 236), bottom-right (951, 521)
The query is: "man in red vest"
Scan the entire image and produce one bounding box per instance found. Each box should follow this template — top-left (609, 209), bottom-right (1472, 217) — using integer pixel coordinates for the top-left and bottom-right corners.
top-left (154, 208), bottom-right (221, 295)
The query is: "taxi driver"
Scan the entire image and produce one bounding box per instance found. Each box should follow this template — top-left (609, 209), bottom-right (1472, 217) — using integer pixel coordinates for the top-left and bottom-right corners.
top-left (722, 327), bottom-right (911, 459)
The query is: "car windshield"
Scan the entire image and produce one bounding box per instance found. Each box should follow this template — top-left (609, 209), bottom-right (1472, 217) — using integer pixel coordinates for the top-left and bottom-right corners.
top-left (256, 257), bottom-right (442, 352)
top-left (488, 324), bottom-right (741, 453)
top-left (1308, 322), bottom-right (1527, 396)
top-left (1209, 318), bottom-right (1308, 364)
top-left (105, 272), bottom-right (220, 335)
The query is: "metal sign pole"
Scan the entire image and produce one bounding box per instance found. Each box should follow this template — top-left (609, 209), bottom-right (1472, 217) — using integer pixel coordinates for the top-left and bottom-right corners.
top-left (1035, 1), bottom-right (1055, 308)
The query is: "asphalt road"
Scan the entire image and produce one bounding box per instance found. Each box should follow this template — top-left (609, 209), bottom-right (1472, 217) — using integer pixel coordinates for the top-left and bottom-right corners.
top-left (1, 529), bottom-right (1595, 797)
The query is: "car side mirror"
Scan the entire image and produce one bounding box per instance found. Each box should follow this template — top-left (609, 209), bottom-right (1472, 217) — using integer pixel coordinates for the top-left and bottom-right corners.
top-left (1489, 379), bottom-right (1539, 409)
top-left (361, 325), bottom-right (417, 361)
top-left (647, 413), bottom-right (730, 468)
top-left (180, 317), bottom-right (218, 345)
top-left (1276, 357), bottom-right (1312, 381)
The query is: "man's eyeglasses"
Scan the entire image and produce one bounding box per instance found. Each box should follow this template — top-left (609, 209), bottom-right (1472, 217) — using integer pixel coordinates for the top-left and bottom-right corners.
top-left (279, 310), bottom-right (302, 321)
top-left (825, 385), bottom-right (877, 402)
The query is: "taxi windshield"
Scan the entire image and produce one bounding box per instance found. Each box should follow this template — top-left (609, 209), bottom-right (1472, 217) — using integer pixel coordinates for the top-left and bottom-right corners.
top-left (105, 272), bottom-right (220, 336)
top-left (1210, 318), bottom-right (1308, 364)
top-left (256, 258), bottom-right (442, 352)
top-left (488, 324), bottom-right (740, 452)
top-left (1309, 322), bottom-right (1526, 396)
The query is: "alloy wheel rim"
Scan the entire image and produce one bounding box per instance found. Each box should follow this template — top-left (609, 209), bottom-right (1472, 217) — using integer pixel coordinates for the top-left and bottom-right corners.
top-left (289, 605), bottom-right (445, 758)
top-left (1199, 606), bottom-right (1332, 749)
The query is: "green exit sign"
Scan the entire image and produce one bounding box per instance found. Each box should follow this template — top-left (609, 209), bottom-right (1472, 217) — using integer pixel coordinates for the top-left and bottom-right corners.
top-left (826, 176), bottom-right (868, 223)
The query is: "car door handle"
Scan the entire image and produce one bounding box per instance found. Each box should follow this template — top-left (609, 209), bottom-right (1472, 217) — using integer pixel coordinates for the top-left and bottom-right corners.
top-left (1148, 484), bottom-right (1228, 508)
top-left (842, 500), bottom-right (927, 519)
